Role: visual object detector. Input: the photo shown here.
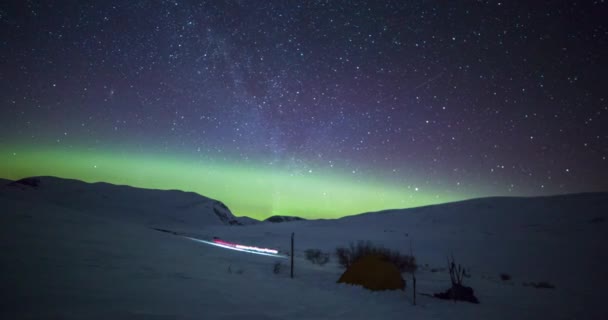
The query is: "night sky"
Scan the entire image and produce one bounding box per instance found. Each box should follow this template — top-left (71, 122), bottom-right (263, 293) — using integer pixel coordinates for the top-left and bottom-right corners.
top-left (1, 1), bottom-right (606, 219)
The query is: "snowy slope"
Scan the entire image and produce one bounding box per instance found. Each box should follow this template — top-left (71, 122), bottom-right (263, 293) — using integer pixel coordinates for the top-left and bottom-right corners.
top-left (0, 179), bottom-right (606, 319)
top-left (0, 176), bottom-right (239, 230)
top-left (200, 193), bottom-right (608, 319)
top-left (0, 190), bottom-right (426, 320)
top-left (0, 178), bottom-right (11, 185)
top-left (334, 193), bottom-right (608, 283)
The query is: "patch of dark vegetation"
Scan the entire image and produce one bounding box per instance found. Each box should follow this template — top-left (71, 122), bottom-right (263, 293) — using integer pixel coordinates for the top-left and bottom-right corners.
top-left (304, 249), bottom-right (330, 265)
top-left (500, 273), bottom-right (512, 281)
top-left (523, 281), bottom-right (555, 289)
top-left (589, 217), bottom-right (605, 224)
top-left (433, 255), bottom-right (479, 304)
top-left (335, 240), bottom-right (417, 273)
top-left (273, 262), bottom-right (283, 274)
top-left (152, 228), bottom-right (180, 235)
top-left (264, 215), bottom-right (306, 223)
top-left (228, 265), bottom-right (244, 275)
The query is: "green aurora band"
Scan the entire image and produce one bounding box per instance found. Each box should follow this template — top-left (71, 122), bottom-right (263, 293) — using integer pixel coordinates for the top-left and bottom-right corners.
top-left (0, 145), bottom-right (474, 219)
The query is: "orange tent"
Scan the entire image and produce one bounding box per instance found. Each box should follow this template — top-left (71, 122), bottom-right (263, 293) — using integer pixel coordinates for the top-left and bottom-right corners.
top-left (337, 255), bottom-right (406, 291)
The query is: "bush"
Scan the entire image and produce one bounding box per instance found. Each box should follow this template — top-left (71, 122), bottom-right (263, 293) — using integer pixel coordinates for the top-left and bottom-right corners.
top-left (305, 249), bottom-right (330, 265)
top-left (336, 247), bottom-right (350, 268)
top-left (273, 261), bottom-right (283, 274)
top-left (433, 255), bottom-right (479, 304)
top-left (500, 273), bottom-right (511, 281)
top-left (335, 240), bottom-right (417, 273)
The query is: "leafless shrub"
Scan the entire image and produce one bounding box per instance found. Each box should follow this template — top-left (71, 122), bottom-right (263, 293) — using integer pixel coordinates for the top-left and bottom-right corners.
top-left (305, 249), bottom-right (330, 265)
top-left (335, 240), bottom-right (417, 273)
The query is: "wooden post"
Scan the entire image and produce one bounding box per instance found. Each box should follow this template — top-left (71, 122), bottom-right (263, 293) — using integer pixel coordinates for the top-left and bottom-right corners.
top-left (413, 274), bottom-right (417, 305)
top-left (410, 239), bottom-right (416, 306)
top-left (290, 232), bottom-right (294, 278)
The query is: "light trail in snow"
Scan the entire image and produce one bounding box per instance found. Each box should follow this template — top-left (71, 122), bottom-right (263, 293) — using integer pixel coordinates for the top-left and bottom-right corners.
top-left (184, 237), bottom-right (287, 258)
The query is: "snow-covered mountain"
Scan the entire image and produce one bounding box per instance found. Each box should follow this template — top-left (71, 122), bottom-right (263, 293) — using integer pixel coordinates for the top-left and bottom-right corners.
top-left (1, 177), bottom-right (606, 319)
top-left (0, 176), bottom-right (239, 229)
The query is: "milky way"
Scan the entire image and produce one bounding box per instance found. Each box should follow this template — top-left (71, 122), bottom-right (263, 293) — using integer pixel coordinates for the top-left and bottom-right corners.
top-left (1, 1), bottom-right (606, 219)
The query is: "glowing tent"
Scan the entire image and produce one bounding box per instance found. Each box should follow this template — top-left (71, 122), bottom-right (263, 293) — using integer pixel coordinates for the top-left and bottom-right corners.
top-left (337, 255), bottom-right (405, 291)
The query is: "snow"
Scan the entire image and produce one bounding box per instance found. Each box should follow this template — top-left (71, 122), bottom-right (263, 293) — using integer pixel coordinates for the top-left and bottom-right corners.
top-left (1, 177), bottom-right (607, 319)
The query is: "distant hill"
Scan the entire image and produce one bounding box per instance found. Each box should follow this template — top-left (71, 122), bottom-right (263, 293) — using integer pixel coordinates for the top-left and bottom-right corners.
top-left (337, 192), bottom-right (608, 229)
top-left (235, 216), bottom-right (260, 225)
top-left (0, 178), bottom-right (11, 185)
top-left (264, 215), bottom-right (306, 223)
top-left (1, 176), bottom-right (239, 230)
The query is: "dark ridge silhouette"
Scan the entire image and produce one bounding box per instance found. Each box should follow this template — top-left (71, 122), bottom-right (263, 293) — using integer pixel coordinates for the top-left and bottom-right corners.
top-left (264, 215), bottom-right (306, 223)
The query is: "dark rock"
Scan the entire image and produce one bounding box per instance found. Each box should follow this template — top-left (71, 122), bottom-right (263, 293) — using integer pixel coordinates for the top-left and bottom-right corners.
top-left (212, 201), bottom-right (240, 225)
top-left (434, 284), bottom-right (480, 304)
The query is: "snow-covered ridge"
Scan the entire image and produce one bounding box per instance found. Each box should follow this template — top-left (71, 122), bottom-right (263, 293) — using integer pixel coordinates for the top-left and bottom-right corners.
top-left (337, 192), bottom-right (608, 229)
top-left (1, 176), bottom-right (239, 229)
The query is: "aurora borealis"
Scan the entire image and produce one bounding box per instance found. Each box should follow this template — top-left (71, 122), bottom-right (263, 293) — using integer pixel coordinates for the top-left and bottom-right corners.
top-left (1, 145), bottom-right (470, 218)
top-left (1, 1), bottom-right (606, 219)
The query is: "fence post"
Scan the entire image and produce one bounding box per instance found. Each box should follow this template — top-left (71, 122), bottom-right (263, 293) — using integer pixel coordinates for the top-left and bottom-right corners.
top-left (413, 274), bottom-right (417, 305)
top-left (290, 232), bottom-right (294, 278)
top-left (410, 239), bottom-right (416, 305)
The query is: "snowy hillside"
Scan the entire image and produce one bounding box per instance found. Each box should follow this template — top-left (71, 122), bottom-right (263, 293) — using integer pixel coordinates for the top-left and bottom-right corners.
top-left (0, 178), bottom-right (606, 319)
top-left (0, 178), bottom-right (11, 185)
top-left (0, 176), bottom-right (239, 229)
top-left (198, 193), bottom-right (608, 319)
top-left (333, 193), bottom-right (608, 283)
